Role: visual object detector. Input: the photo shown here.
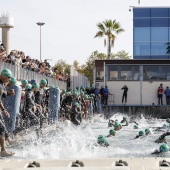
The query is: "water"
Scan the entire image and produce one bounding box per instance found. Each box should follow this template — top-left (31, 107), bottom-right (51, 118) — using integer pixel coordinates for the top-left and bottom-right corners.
top-left (9, 113), bottom-right (170, 159)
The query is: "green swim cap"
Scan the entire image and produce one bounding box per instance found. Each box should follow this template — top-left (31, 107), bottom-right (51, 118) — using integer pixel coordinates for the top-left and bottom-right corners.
top-left (1, 69), bottom-right (12, 78)
top-left (145, 128), bottom-right (150, 135)
top-left (159, 144), bottom-right (170, 152)
top-left (74, 92), bottom-right (78, 96)
top-left (123, 116), bottom-right (126, 120)
top-left (62, 89), bottom-right (66, 93)
top-left (126, 121), bottom-right (129, 126)
top-left (80, 91), bottom-right (84, 95)
top-left (108, 122), bottom-right (112, 126)
top-left (103, 139), bottom-right (110, 146)
top-left (32, 82), bottom-right (40, 88)
top-left (134, 125), bottom-right (139, 129)
top-left (84, 95), bottom-right (89, 100)
top-left (11, 77), bottom-right (17, 85)
top-left (50, 85), bottom-right (54, 88)
top-left (21, 79), bottom-right (28, 85)
top-left (26, 84), bottom-right (32, 90)
top-left (114, 122), bottom-right (120, 128)
top-left (139, 130), bottom-right (144, 136)
top-left (98, 135), bottom-right (105, 143)
top-left (163, 124), bottom-right (167, 128)
top-left (40, 79), bottom-right (47, 85)
top-left (74, 102), bottom-right (79, 106)
top-left (109, 129), bottom-right (115, 135)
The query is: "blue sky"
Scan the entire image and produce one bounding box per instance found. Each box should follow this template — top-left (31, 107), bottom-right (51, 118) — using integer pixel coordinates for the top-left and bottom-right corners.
top-left (0, 0), bottom-right (170, 66)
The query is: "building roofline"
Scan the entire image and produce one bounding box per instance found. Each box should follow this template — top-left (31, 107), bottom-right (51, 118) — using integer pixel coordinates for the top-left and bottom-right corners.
top-left (133, 6), bottom-right (170, 8)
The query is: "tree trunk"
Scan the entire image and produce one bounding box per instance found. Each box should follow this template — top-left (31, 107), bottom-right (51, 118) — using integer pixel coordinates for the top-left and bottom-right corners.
top-left (107, 37), bottom-right (111, 59)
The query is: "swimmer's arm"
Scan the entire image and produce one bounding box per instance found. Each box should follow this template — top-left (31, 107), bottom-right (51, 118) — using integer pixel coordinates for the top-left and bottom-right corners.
top-left (151, 149), bottom-right (161, 154)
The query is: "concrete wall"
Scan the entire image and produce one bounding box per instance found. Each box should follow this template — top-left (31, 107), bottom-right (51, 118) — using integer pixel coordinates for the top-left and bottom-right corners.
top-left (98, 81), bottom-right (168, 105)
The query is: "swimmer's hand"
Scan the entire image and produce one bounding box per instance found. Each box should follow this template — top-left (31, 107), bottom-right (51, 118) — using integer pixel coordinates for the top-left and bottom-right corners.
top-left (151, 149), bottom-right (160, 154)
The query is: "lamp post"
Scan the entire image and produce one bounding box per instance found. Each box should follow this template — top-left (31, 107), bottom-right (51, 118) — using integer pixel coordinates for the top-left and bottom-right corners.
top-left (36, 22), bottom-right (45, 62)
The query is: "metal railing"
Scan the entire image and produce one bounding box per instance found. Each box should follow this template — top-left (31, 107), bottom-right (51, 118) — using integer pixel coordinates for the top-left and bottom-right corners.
top-left (70, 67), bottom-right (90, 90)
top-left (0, 61), bottom-right (67, 89)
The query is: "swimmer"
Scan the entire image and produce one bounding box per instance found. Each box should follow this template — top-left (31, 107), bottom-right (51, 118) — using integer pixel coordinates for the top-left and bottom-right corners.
top-left (114, 121), bottom-right (121, 131)
top-left (106, 129), bottom-right (116, 138)
top-left (145, 128), bottom-right (151, 136)
top-left (108, 119), bottom-right (114, 127)
top-left (134, 125), bottom-right (139, 129)
top-left (97, 135), bottom-right (110, 147)
top-left (155, 132), bottom-right (170, 143)
top-left (152, 144), bottom-right (170, 154)
top-left (134, 130), bottom-right (145, 139)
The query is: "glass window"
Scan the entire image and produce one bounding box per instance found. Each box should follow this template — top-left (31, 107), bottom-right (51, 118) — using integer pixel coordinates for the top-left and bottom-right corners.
top-left (150, 55), bottom-right (169, 59)
top-left (96, 67), bottom-right (104, 81)
top-left (107, 65), bottom-right (139, 81)
top-left (151, 18), bottom-right (168, 27)
top-left (133, 56), bottom-right (151, 59)
top-left (134, 19), bottom-right (150, 27)
top-left (133, 8), bottom-right (150, 18)
top-left (134, 28), bottom-right (150, 41)
top-left (151, 42), bottom-right (167, 55)
top-left (151, 8), bottom-right (169, 17)
top-left (151, 28), bottom-right (168, 42)
top-left (134, 42), bottom-right (150, 55)
top-left (143, 65), bottom-right (170, 80)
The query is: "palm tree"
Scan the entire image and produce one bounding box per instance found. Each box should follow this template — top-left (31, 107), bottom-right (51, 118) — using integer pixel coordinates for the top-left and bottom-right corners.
top-left (94, 19), bottom-right (124, 59)
top-left (165, 42), bottom-right (170, 55)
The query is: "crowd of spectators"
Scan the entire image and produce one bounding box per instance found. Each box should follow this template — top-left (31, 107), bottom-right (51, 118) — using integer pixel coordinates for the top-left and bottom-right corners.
top-left (0, 43), bottom-right (70, 81)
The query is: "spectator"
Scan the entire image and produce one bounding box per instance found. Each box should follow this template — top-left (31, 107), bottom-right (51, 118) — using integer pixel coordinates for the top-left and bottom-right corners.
top-left (121, 85), bottom-right (128, 104)
top-left (164, 86), bottom-right (170, 105)
top-left (157, 83), bottom-right (163, 105)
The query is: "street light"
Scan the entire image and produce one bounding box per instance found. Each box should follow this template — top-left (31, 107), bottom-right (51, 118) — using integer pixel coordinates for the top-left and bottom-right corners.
top-left (36, 22), bottom-right (45, 62)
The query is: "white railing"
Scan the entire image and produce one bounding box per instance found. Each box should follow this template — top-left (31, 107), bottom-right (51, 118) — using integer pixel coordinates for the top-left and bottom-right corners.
top-left (0, 61), bottom-right (67, 89)
top-left (70, 67), bottom-right (90, 90)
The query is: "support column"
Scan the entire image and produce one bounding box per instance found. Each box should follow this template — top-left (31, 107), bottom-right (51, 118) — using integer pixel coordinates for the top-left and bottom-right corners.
top-left (2, 27), bottom-right (10, 55)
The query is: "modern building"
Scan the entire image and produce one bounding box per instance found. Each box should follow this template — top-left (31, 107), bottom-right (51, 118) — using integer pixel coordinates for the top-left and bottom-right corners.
top-left (133, 7), bottom-right (170, 59)
top-left (95, 59), bottom-right (170, 105)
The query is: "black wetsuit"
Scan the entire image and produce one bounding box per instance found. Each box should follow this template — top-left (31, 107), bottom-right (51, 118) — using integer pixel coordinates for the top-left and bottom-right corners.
top-left (23, 89), bottom-right (39, 129)
top-left (155, 132), bottom-right (170, 143)
top-left (0, 80), bottom-right (9, 139)
top-left (121, 86), bottom-right (128, 103)
top-left (71, 106), bottom-right (81, 125)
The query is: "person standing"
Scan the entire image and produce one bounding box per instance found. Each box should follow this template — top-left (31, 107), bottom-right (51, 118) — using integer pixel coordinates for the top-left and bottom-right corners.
top-left (103, 86), bottom-right (109, 105)
top-left (164, 86), bottom-right (170, 105)
top-left (157, 83), bottom-right (163, 105)
top-left (121, 85), bottom-right (128, 104)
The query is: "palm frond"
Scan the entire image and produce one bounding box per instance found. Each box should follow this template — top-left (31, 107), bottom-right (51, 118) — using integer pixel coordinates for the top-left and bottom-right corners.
top-left (97, 23), bottom-right (105, 32)
top-left (116, 28), bottom-right (125, 34)
top-left (94, 31), bottom-right (104, 38)
top-left (103, 19), bottom-right (113, 28)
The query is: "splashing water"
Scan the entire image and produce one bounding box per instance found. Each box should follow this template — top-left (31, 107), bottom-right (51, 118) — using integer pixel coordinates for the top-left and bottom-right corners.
top-left (8, 113), bottom-right (170, 159)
